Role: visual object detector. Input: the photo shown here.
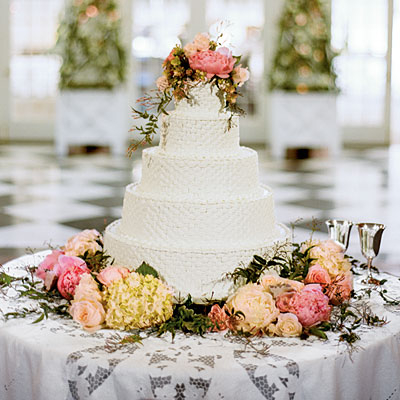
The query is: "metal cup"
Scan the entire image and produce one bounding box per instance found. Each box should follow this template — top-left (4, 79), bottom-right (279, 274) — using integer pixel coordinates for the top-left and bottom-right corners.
top-left (357, 223), bottom-right (386, 279)
top-left (325, 219), bottom-right (353, 251)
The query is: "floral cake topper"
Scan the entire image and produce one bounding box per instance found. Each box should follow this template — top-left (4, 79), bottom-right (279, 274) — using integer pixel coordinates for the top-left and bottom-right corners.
top-left (129, 32), bottom-right (250, 153)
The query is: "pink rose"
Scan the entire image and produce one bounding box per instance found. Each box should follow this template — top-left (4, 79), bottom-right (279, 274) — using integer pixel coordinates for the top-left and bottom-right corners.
top-left (189, 48), bottom-right (235, 79)
top-left (232, 64), bottom-right (250, 86)
top-left (36, 250), bottom-right (64, 280)
top-left (69, 299), bottom-right (105, 332)
top-left (57, 262), bottom-right (90, 300)
top-left (208, 304), bottom-right (232, 332)
top-left (305, 264), bottom-right (331, 285)
top-left (97, 265), bottom-right (130, 287)
top-left (326, 272), bottom-right (353, 305)
top-left (292, 285), bottom-right (331, 327)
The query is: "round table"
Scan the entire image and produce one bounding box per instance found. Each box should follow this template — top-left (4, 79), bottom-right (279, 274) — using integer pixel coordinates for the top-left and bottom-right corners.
top-left (1, 252), bottom-right (400, 400)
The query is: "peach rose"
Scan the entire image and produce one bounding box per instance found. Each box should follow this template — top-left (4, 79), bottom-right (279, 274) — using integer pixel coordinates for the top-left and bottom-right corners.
top-left (208, 304), bottom-right (232, 332)
top-left (183, 42), bottom-right (198, 58)
top-left (226, 283), bottom-right (279, 334)
top-left (274, 313), bottom-right (303, 337)
top-left (193, 33), bottom-right (210, 51)
top-left (97, 265), bottom-right (130, 287)
top-left (305, 264), bottom-right (331, 285)
top-left (64, 229), bottom-right (102, 257)
top-left (189, 48), bottom-right (235, 79)
top-left (74, 273), bottom-right (102, 302)
top-left (232, 64), bottom-right (250, 86)
top-left (156, 75), bottom-right (169, 91)
top-left (57, 261), bottom-right (90, 300)
top-left (69, 299), bottom-right (105, 332)
top-left (36, 250), bottom-right (64, 280)
top-left (276, 291), bottom-right (298, 313)
top-left (326, 271), bottom-right (353, 305)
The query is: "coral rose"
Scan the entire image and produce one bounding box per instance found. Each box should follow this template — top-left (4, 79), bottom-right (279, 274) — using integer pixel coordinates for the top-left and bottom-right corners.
top-left (97, 265), bottom-right (130, 287)
top-left (74, 273), bottom-right (102, 302)
top-left (305, 264), bottom-right (331, 285)
top-left (226, 283), bottom-right (279, 334)
top-left (326, 271), bottom-right (353, 305)
top-left (64, 229), bottom-right (102, 257)
top-left (276, 291), bottom-right (298, 313)
top-left (189, 48), bottom-right (235, 79)
top-left (57, 262), bottom-right (90, 300)
top-left (232, 64), bottom-right (250, 86)
top-left (69, 299), bottom-right (105, 332)
top-left (292, 285), bottom-right (331, 327)
top-left (274, 313), bottom-right (303, 337)
top-left (36, 250), bottom-right (64, 280)
top-left (208, 304), bottom-right (232, 332)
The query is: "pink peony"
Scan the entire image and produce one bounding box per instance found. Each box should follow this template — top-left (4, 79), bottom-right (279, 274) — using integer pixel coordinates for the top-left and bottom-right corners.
top-left (57, 262), bottom-right (90, 300)
top-left (326, 272), bottom-right (353, 305)
top-left (292, 285), bottom-right (331, 327)
top-left (305, 264), bottom-right (331, 285)
top-left (189, 48), bottom-right (235, 79)
top-left (36, 250), bottom-right (64, 280)
top-left (208, 304), bottom-right (232, 332)
top-left (232, 64), bottom-right (250, 86)
top-left (55, 255), bottom-right (88, 277)
top-left (97, 265), bottom-right (130, 287)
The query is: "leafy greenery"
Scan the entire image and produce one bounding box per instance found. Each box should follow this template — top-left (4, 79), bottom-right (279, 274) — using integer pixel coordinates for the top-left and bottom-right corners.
top-left (269, 0), bottom-right (338, 92)
top-left (56, 0), bottom-right (126, 89)
top-left (0, 265), bottom-right (70, 323)
top-left (81, 248), bottom-right (113, 273)
top-left (157, 296), bottom-right (213, 339)
top-left (136, 262), bottom-right (159, 278)
top-left (228, 242), bottom-right (315, 284)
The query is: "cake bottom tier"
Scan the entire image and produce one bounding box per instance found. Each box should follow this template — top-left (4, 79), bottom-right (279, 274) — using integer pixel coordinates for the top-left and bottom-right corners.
top-left (104, 220), bottom-right (291, 302)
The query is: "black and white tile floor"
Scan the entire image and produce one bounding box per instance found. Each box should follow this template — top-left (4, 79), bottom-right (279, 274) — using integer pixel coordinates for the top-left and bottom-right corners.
top-left (1, 143), bottom-right (399, 275)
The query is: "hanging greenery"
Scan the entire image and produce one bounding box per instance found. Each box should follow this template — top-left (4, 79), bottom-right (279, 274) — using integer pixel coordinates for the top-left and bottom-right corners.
top-left (269, 0), bottom-right (338, 93)
top-left (56, 0), bottom-right (126, 90)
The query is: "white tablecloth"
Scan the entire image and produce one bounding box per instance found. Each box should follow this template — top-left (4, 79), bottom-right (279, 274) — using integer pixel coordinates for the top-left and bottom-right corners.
top-left (1, 252), bottom-right (400, 400)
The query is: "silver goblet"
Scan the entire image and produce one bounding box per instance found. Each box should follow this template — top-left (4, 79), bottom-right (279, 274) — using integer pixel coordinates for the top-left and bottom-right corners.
top-left (357, 223), bottom-right (386, 282)
top-left (325, 219), bottom-right (353, 251)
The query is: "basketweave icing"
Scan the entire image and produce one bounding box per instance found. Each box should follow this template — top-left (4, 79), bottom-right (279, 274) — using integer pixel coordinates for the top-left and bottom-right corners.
top-left (104, 84), bottom-right (290, 301)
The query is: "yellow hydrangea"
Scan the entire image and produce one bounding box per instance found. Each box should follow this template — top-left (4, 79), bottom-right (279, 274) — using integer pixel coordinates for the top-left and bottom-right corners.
top-left (104, 272), bottom-right (173, 330)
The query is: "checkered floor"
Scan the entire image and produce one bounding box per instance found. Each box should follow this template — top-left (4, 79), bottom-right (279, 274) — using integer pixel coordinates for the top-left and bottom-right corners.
top-left (0, 143), bottom-right (399, 275)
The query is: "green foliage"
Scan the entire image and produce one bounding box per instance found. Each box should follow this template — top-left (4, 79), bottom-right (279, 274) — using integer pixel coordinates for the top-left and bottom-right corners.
top-left (228, 242), bottom-right (314, 284)
top-left (269, 0), bottom-right (338, 92)
top-left (56, 0), bottom-right (126, 89)
top-left (81, 249), bottom-right (112, 273)
top-left (0, 266), bottom-right (70, 322)
top-left (136, 262), bottom-right (159, 278)
top-left (157, 296), bottom-right (213, 339)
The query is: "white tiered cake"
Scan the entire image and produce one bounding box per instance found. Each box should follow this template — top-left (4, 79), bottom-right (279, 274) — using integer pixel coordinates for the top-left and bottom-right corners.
top-left (104, 84), bottom-right (290, 301)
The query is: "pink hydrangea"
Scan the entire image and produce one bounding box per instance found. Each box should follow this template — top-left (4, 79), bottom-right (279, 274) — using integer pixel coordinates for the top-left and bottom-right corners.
top-left (57, 259), bottom-right (90, 300)
top-left (189, 48), bottom-right (235, 79)
top-left (36, 250), bottom-right (64, 280)
top-left (276, 284), bottom-right (331, 327)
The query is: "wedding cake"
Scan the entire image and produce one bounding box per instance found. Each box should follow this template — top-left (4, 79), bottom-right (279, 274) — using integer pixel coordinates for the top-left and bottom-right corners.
top-left (104, 84), bottom-right (290, 301)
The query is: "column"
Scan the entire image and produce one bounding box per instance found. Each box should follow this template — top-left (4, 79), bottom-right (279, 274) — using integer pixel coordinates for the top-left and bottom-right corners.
top-left (0, 0), bottom-right (10, 140)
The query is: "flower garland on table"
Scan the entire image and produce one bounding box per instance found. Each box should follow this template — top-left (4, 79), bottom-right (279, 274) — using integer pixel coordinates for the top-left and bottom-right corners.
top-left (129, 32), bottom-right (250, 153)
top-left (0, 230), bottom-right (394, 347)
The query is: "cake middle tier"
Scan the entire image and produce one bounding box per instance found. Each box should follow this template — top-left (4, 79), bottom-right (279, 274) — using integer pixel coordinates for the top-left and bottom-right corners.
top-left (119, 183), bottom-right (278, 248)
top-left (138, 146), bottom-right (260, 200)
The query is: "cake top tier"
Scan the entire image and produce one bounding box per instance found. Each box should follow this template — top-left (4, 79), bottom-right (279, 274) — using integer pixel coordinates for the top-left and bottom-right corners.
top-left (129, 32), bottom-right (250, 152)
top-left (174, 84), bottom-right (227, 118)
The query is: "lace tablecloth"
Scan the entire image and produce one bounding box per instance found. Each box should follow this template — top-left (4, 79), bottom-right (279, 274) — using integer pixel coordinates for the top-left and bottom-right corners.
top-left (1, 252), bottom-right (400, 400)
